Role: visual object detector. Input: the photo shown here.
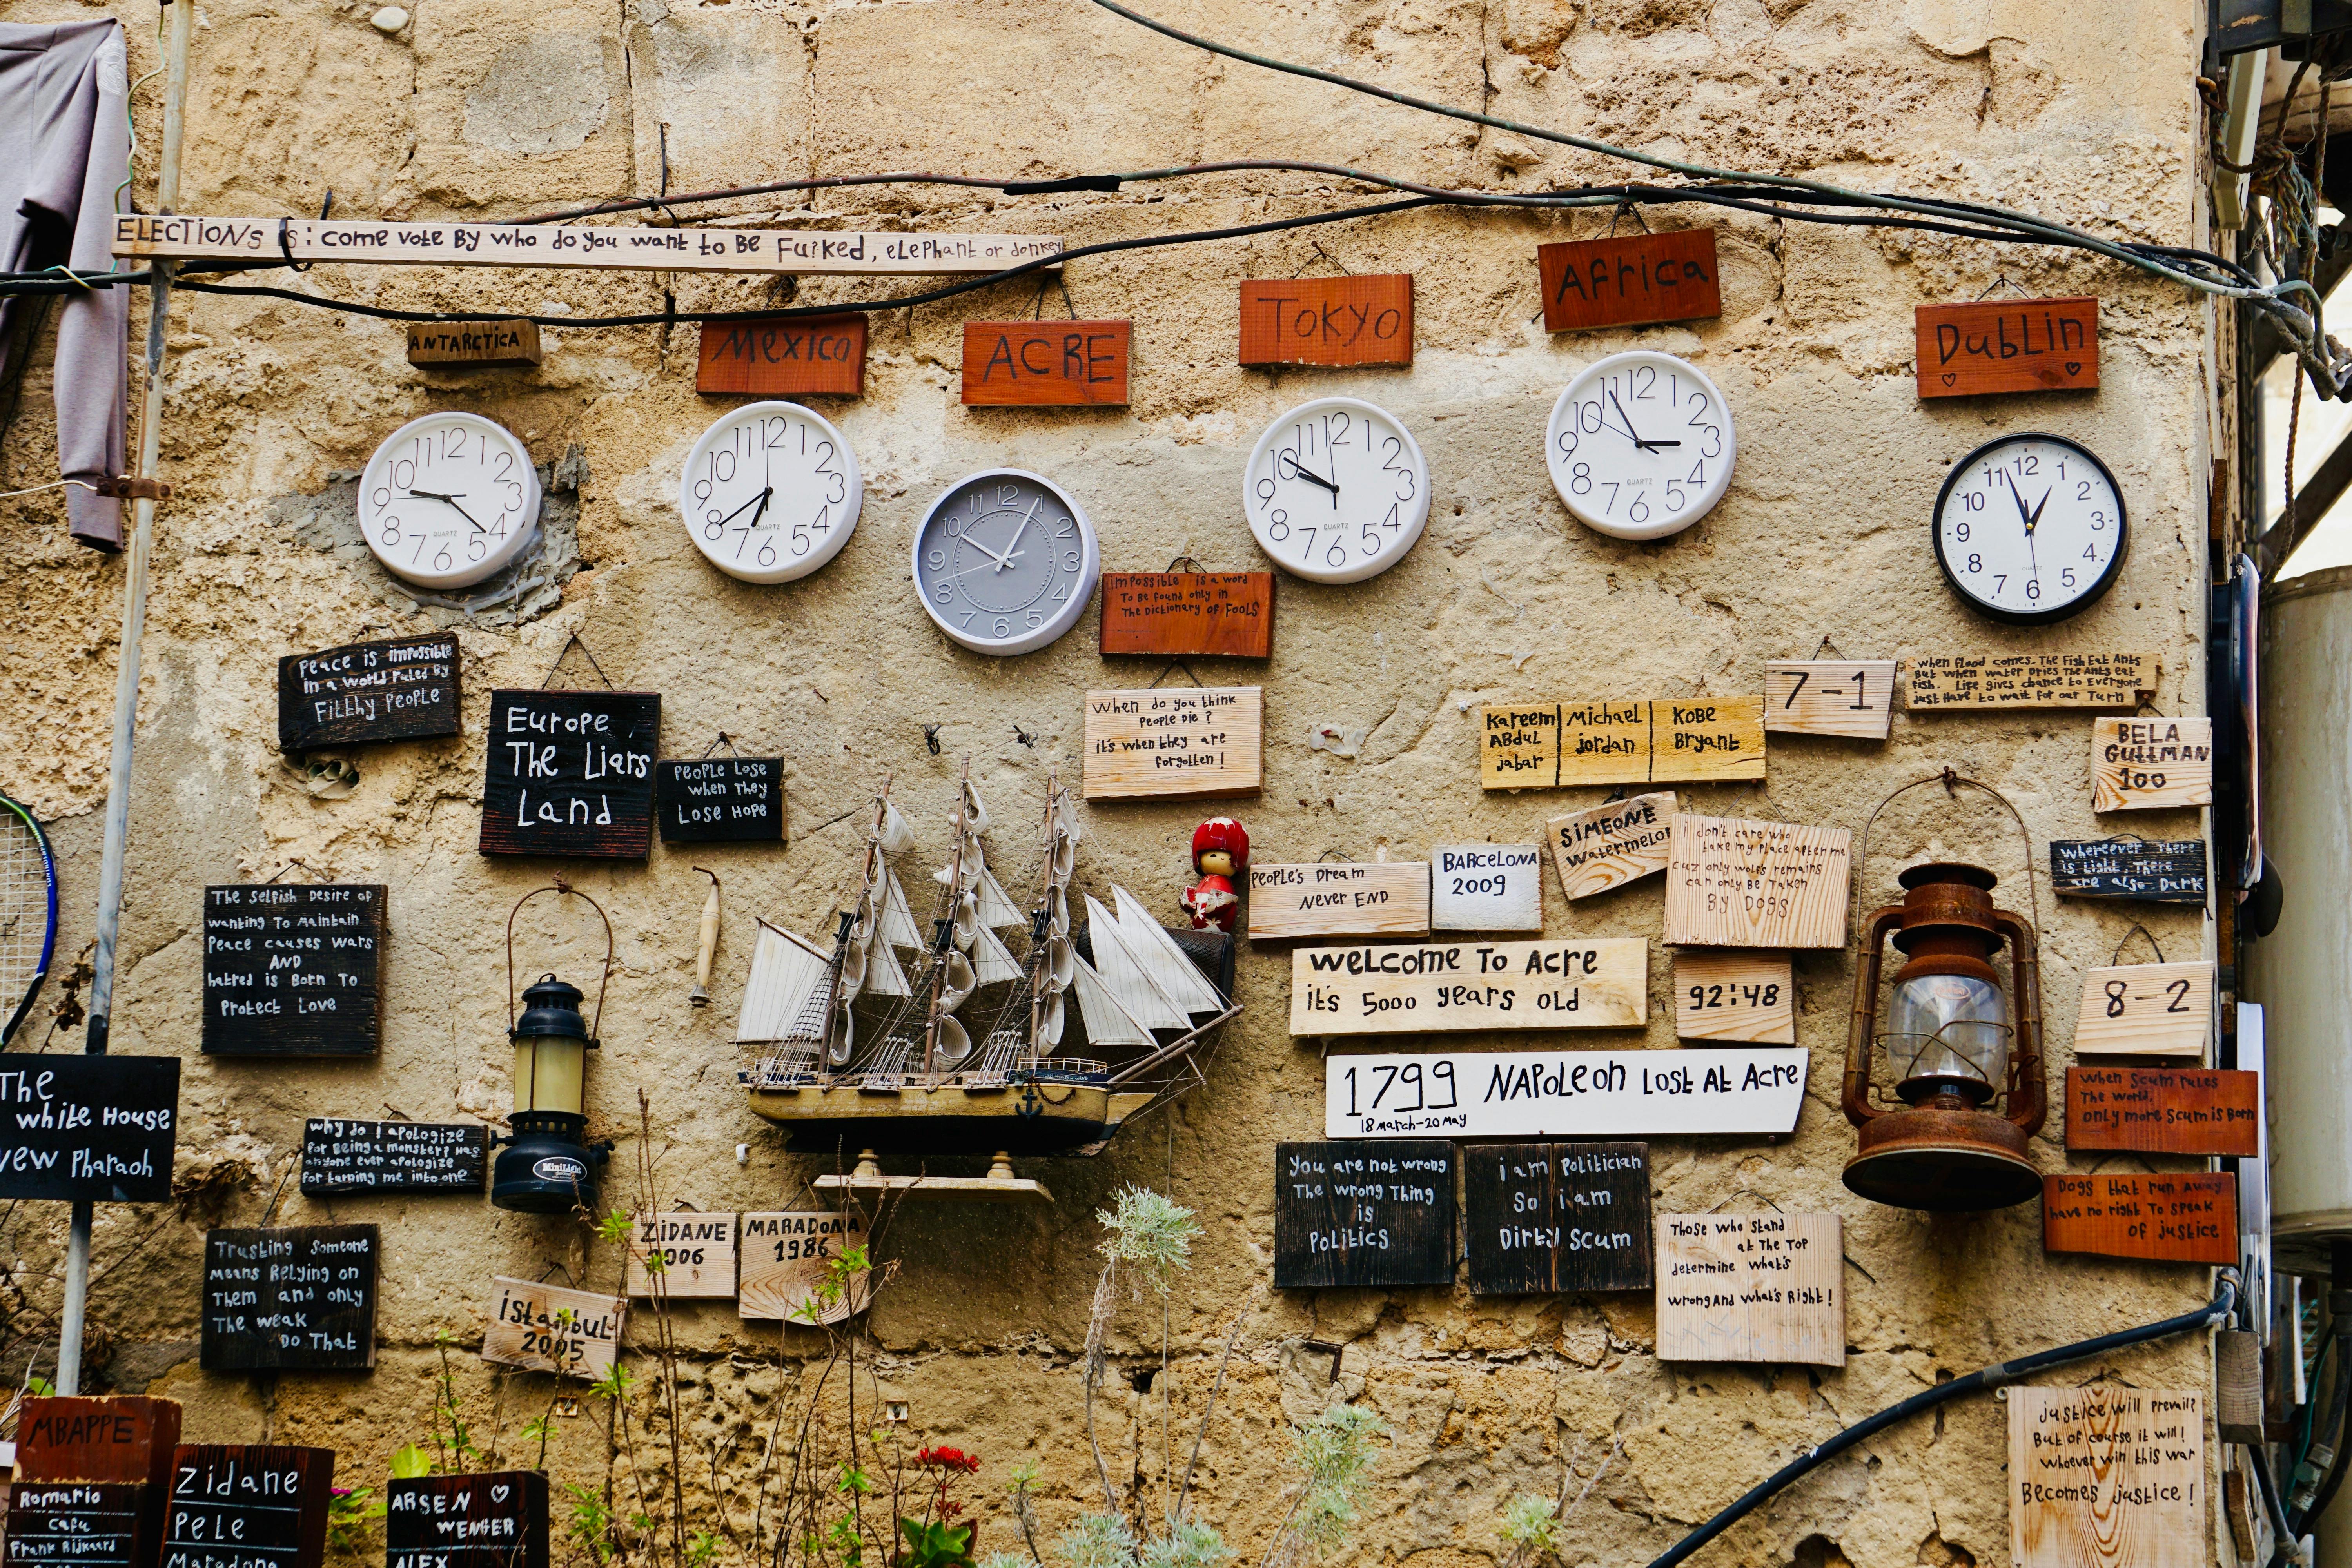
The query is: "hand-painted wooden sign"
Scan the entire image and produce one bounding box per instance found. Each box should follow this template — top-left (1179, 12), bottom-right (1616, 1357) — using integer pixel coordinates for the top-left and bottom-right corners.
top-left (481, 1278), bottom-right (626, 1381)
top-left (406, 321), bottom-right (541, 370)
top-left (1662, 814), bottom-right (1851, 949)
top-left (1464, 1142), bottom-right (1652, 1295)
top-left (200, 1226), bottom-right (379, 1372)
top-left (2009, 1387), bottom-right (2202, 1568)
top-left (1082, 687), bottom-right (1263, 800)
top-left (4, 1484), bottom-right (156, 1568)
top-left (1906, 651), bottom-right (2156, 710)
top-left (626, 1212), bottom-right (739, 1299)
top-left (2065, 1066), bottom-right (2259, 1156)
top-left (1272, 1140), bottom-right (1455, 1289)
top-left (1547, 792), bottom-right (1677, 900)
top-left (163, 1446), bottom-right (334, 1568)
top-left (2043, 1172), bottom-right (2236, 1263)
top-left (2074, 960), bottom-right (2214, 1058)
top-left (1291, 939), bottom-right (1648, 1034)
top-left (1098, 572), bottom-right (1274, 659)
top-left (276, 634), bottom-right (459, 753)
top-left (1762, 661), bottom-right (1896, 739)
top-left (1537, 230), bottom-right (1722, 333)
top-left (1238, 276), bottom-right (1413, 367)
top-left (479, 690), bottom-right (661, 858)
top-left (739, 1211), bottom-right (869, 1324)
top-left (1479, 699), bottom-right (1764, 790)
top-left (961, 321), bottom-right (1131, 405)
top-left (1655, 1212), bottom-right (1843, 1366)
top-left (15, 1396), bottom-right (181, 1485)
top-left (0, 1055), bottom-right (178, 1203)
top-left (201, 885), bottom-right (383, 1057)
top-left (1916, 296), bottom-right (2098, 399)
top-left (299, 1120), bottom-right (487, 1195)
top-left (2051, 839), bottom-right (2208, 904)
top-left (1431, 846), bottom-right (1544, 932)
top-left (1246, 862), bottom-right (1430, 942)
top-left (387, 1472), bottom-right (549, 1568)
top-left (655, 758), bottom-right (784, 844)
top-left (1673, 950), bottom-right (1795, 1044)
top-left (2092, 719), bottom-right (2215, 812)
top-left (696, 316), bottom-right (866, 396)
top-left (1324, 1047), bottom-right (1807, 1139)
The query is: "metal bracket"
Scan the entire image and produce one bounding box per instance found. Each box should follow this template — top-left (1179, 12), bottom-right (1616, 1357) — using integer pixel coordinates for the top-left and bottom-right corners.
top-left (92, 475), bottom-right (171, 501)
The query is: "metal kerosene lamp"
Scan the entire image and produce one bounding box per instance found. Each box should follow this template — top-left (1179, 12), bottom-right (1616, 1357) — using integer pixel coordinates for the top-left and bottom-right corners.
top-left (493, 883), bottom-right (615, 1214)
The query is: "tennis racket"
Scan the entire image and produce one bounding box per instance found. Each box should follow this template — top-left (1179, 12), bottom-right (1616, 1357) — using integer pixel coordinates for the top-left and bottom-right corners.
top-left (0, 793), bottom-right (58, 1047)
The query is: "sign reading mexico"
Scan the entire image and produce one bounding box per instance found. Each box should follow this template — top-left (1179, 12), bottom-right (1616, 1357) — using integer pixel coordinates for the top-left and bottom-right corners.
top-left (1323, 1047), bottom-right (1807, 1139)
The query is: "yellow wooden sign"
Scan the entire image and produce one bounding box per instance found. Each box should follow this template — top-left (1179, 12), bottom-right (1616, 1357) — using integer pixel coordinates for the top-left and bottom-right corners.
top-left (2073, 960), bottom-right (2214, 1059)
top-left (1083, 687), bottom-right (1263, 801)
top-left (1478, 698), bottom-right (1764, 790)
top-left (1762, 661), bottom-right (1896, 739)
top-left (1246, 862), bottom-right (1430, 942)
top-left (1662, 814), bottom-right (1852, 949)
top-left (2092, 718), bottom-right (2214, 812)
top-left (2009, 1387), bottom-right (2204, 1568)
top-left (739, 1211), bottom-right (869, 1325)
top-left (1289, 939), bottom-right (1647, 1034)
top-left (626, 1212), bottom-right (739, 1299)
top-left (1907, 650), bottom-right (2156, 710)
top-left (481, 1278), bottom-right (627, 1381)
top-left (1546, 792), bottom-right (1677, 901)
top-left (1672, 950), bottom-right (1795, 1044)
top-left (1655, 1212), bottom-right (1843, 1366)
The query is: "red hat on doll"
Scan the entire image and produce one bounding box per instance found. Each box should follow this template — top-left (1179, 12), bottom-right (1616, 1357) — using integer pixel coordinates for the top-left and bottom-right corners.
top-left (1191, 817), bottom-right (1249, 867)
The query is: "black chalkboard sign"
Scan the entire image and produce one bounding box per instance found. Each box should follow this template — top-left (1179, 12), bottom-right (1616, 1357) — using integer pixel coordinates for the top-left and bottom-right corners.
top-left (1272, 1140), bottom-right (1455, 1289)
top-left (0, 1055), bottom-right (178, 1203)
top-left (164, 1446), bottom-right (333, 1568)
top-left (1464, 1142), bottom-right (1653, 1296)
top-left (299, 1120), bottom-right (487, 1196)
top-left (276, 635), bottom-right (460, 754)
top-left (479, 690), bottom-right (661, 859)
top-left (386, 1472), bottom-right (549, 1568)
top-left (4, 1483), bottom-right (156, 1568)
top-left (655, 757), bottom-right (786, 844)
top-left (2051, 839), bottom-right (2209, 905)
top-left (201, 886), bottom-right (384, 1058)
top-left (200, 1226), bottom-right (379, 1372)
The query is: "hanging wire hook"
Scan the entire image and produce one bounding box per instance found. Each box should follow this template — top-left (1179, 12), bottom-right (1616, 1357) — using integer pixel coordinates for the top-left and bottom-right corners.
top-left (1851, 767), bottom-right (2041, 941)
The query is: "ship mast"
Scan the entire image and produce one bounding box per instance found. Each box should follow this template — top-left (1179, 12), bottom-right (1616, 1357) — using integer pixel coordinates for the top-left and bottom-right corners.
top-left (921, 758), bottom-right (976, 1079)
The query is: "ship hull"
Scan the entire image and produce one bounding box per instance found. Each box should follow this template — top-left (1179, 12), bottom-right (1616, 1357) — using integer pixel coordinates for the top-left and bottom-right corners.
top-left (744, 1080), bottom-right (1156, 1156)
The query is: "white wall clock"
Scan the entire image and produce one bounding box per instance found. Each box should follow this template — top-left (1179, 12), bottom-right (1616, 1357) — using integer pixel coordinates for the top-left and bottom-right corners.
top-left (1546, 350), bottom-right (1733, 541)
top-left (358, 411), bottom-right (541, 588)
top-left (1932, 432), bottom-right (2127, 626)
top-left (678, 401), bottom-right (862, 583)
top-left (1242, 396), bottom-right (1430, 583)
top-left (912, 469), bottom-right (1100, 655)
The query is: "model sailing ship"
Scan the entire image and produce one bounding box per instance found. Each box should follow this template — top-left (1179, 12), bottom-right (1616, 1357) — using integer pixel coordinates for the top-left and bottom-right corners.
top-left (734, 765), bottom-right (1239, 1155)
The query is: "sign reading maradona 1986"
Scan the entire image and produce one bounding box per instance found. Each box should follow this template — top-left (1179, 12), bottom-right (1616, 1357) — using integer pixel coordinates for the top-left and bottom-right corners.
top-left (1324, 1048), bottom-right (1809, 1139)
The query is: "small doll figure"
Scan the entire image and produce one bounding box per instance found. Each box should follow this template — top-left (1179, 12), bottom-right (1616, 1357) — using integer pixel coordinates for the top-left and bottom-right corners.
top-left (1182, 817), bottom-right (1249, 932)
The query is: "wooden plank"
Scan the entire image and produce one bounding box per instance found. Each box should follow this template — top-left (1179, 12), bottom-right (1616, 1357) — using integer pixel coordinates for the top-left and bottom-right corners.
top-left (1537, 230), bottom-right (1722, 333)
top-left (1916, 296), bottom-right (2098, 399)
top-left (1662, 814), bottom-right (1853, 949)
top-left (1238, 276), bottom-right (1412, 367)
top-left (1906, 651), bottom-right (2156, 710)
top-left (2074, 961), bottom-right (2216, 1059)
top-left (1290, 938), bottom-right (1648, 1035)
top-left (1655, 1212), bottom-right (1843, 1366)
top-left (163, 1446), bottom-right (334, 1568)
top-left (2064, 1066), bottom-right (2260, 1156)
top-left (200, 886), bottom-right (383, 1058)
top-left (387, 1473), bottom-right (548, 1568)
top-left (739, 1211), bottom-right (869, 1325)
top-left (961, 321), bottom-right (1131, 405)
top-left (1081, 687), bottom-right (1263, 801)
top-left (299, 1120), bottom-right (486, 1196)
top-left (655, 758), bottom-right (785, 844)
top-left (15, 1399), bottom-right (180, 1486)
top-left (405, 321), bottom-right (541, 369)
top-left (276, 634), bottom-right (459, 753)
top-left (2051, 839), bottom-right (2209, 904)
top-left (1430, 846), bottom-right (1545, 932)
top-left (1762, 661), bottom-right (1896, 739)
top-left (200, 1226), bottom-right (378, 1372)
top-left (481, 1279), bottom-right (626, 1381)
top-left (5, 1483), bottom-right (155, 1568)
top-left (2009, 1388), bottom-right (2203, 1568)
top-left (1464, 1142), bottom-right (1651, 1296)
top-left (1098, 572), bottom-right (1273, 659)
top-left (1245, 862), bottom-right (1430, 943)
top-left (1325, 1047), bottom-right (1807, 1138)
top-left (695, 316), bottom-right (865, 396)
top-left (1547, 792), bottom-right (1678, 900)
top-left (1271, 1140), bottom-right (1455, 1289)
top-left (2043, 1172), bottom-right (2237, 1263)
top-left (478, 690), bottom-right (661, 858)
top-left (0, 1055), bottom-right (178, 1204)
top-left (626, 1213), bottom-right (738, 1299)
top-left (2092, 719), bottom-right (2216, 812)
top-left (1672, 951), bottom-right (1795, 1044)
top-left (1477, 699), bottom-right (1764, 790)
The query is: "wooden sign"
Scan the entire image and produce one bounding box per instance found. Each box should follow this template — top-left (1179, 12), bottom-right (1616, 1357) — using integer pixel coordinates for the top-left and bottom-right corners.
top-left (387, 1473), bottom-right (548, 1568)
top-left (1656, 1213), bottom-right (1843, 1366)
top-left (740, 1211), bottom-right (869, 1324)
top-left (655, 758), bottom-right (785, 844)
top-left (2010, 1387), bottom-right (2202, 1568)
top-left (276, 635), bottom-right (459, 753)
top-left (1464, 1142), bottom-right (1652, 1296)
top-left (2092, 719), bottom-right (2215, 812)
top-left (962, 321), bottom-right (1130, 405)
top-left (1082, 687), bottom-right (1262, 801)
top-left (1762, 661), bottom-right (1896, 739)
top-left (0, 1055), bottom-right (178, 1203)
top-left (2065, 1066), bottom-right (2259, 1156)
top-left (479, 690), bottom-right (660, 858)
top-left (2043, 1172), bottom-right (2237, 1263)
top-left (299, 1120), bottom-right (485, 1196)
top-left (1272, 1141), bottom-right (1455, 1289)
top-left (1537, 230), bottom-right (1722, 334)
top-left (1291, 938), bottom-right (1647, 1034)
top-left (2074, 961), bottom-right (2214, 1058)
top-left (1673, 951), bottom-right (1795, 1044)
top-left (695, 316), bottom-right (866, 397)
top-left (163, 1446), bottom-right (332, 1568)
top-left (1098, 572), bottom-right (1273, 659)
top-left (1246, 862), bottom-right (1430, 943)
top-left (1238, 276), bottom-right (1412, 367)
top-left (201, 885), bottom-right (383, 1058)
top-left (200, 1226), bottom-right (378, 1372)
top-left (1325, 1047), bottom-right (1806, 1139)
top-left (1431, 846), bottom-right (1544, 932)
top-left (1916, 296), bottom-right (2098, 399)
top-left (405, 321), bottom-right (541, 370)
top-left (1906, 651), bottom-right (2156, 710)
top-left (2051, 839), bottom-right (2208, 904)
top-left (1479, 699), bottom-right (1764, 791)
top-left (1662, 815), bottom-right (1852, 949)
top-left (626, 1212), bottom-right (738, 1299)
top-left (16, 1397), bottom-right (180, 1485)
top-left (1547, 792), bottom-right (1677, 900)
top-left (481, 1278), bottom-right (626, 1381)
top-left (5, 1485), bottom-right (156, 1568)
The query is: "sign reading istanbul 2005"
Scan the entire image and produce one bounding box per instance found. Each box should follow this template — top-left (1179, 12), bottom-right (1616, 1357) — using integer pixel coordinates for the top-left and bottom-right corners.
top-left (2092, 718), bottom-right (2214, 812)
top-left (1291, 939), bottom-right (1647, 1034)
top-left (481, 1278), bottom-right (627, 1381)
top-left (480, 690), bottom-right (660, 858)
top-left (1323, 1047), bottom-right (1807, 1139)
top-left (1479, 699), bottom-right (1764, 789)
top-left (1083, 687), bottom-right (1262, 800)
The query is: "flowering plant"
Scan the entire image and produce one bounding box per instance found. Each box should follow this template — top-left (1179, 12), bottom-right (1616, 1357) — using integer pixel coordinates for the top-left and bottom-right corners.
top-left (894, 1445), bottom-right (981, 1566)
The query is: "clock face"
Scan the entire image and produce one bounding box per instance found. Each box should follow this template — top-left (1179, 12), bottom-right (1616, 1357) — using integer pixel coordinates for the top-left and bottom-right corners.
top-left (1932, 433), bottom-right (2127, 626)
top-left (678, 401), bottom-right (862, 583)
top-left (358, 412), bottom-right (541, 588)
top-left (911, 470), bottom-right (1100, 655)
top-left (1545, 350), bottom-right (1733, 540)
top-left (1242, 397), bottom-right (1430, 584)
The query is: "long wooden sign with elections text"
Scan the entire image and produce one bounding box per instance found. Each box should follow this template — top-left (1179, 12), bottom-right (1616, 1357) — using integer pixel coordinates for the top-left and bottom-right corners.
top-left (1479, 698), bottom-right (1764, 789)
top-left (1324, 1047), bottom-right (1808, 1139)
top-left (1291, 939), bottom-right (1647, 1033)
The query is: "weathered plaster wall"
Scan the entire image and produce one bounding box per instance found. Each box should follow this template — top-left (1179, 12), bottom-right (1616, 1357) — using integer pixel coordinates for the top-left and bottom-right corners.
top-left (0, 0), bottom-right (2226, 1565)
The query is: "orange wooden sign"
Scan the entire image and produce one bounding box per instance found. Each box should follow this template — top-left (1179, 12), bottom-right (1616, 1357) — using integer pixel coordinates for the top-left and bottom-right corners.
top-left (2064, 1066), bottom-right (2259, 1156)
top-left (15, 1396), bottom-right (182, 1485)
top-left (1098, 571), bottom-right (1273, 658)
top-left (1537, 230), bottom-right (1722, 333)
top-left (2043, 1171), bottom-right (2236, 1264)
top-left (962, 320), bottom-right (1131, 406)
top-left (1238, 276), bottom-right (1413, 367)
top-left (1915, 296), bottom-right (2098, 398)
top-left (696, 315), bottom-right (866, 396)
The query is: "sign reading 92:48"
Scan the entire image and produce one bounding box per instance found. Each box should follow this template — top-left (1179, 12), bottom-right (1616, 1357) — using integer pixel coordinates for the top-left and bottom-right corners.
top-left (1289, 938), bottom-right (1648, 1034)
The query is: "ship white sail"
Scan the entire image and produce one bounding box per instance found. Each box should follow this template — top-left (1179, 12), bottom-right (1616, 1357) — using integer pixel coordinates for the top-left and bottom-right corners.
top-left (1111, 886), bottom-right (1226, 1016)
top-left (863, 934), bottom-right (912, 997)
top-left (878, 870), bottom-right (923, 951)
top-left (736, 922), bottom-right (833, 1043)
top-left (960, 780), bottom-right (991, 836)
top-left (969, 918), bottom-right (1024, 986)
top-left (974, 865), bottom-right (1025, 930)
top-left (1084, 896), bottom-right (1191, 1031)
top-left (879, 799), bottom-right (916, 855)
top-left (1066, 954), bottom-right (1155, 1050)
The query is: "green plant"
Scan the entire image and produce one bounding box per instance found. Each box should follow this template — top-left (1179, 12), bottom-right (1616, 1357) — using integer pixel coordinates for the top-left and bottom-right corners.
top-left (1137, 1521), bottom-right (1229, 1568)
top-left (1094, 1188), bottom-right (1201, 1295)
top-left (1055, 1512), bottom-right (1136, 1568)
top-left (327, 1484), bottom-right (385, 1561)
top-left (1265, 1406), bottom-right (1385, 1567)
top-left (895, 1518), bottom-right (976, 1568)
top-left (563, 1480), bottom-right (618, 1568)
top-left (390, 1444), bottom-right (435, 1481)
top-left (1499, 1494), bottom-right (1561, 1566)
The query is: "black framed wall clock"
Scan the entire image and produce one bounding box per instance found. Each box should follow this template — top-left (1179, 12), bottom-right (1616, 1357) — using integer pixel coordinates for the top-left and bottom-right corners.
top-left (1931, 432), bottom-right (2127, 626)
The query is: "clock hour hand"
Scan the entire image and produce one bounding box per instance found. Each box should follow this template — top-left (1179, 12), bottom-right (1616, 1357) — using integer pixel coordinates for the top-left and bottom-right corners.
top-left (2003, 472), bottom-right (2033, 533)
top-left (1281, 452), bottom-right (1341, 507)
top-left (408, 489), bottom-right (486, 533)
top-left (2024, 487), bottom-right (2052, 537)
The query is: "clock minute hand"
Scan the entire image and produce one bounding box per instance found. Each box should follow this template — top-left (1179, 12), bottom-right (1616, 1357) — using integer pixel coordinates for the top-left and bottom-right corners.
top-left (408, 489), bottom-right (486, 534)
top-left (2024, 487), bottom-right (2053, 536)
top-left (995, 496), bottom-right (1043, 570)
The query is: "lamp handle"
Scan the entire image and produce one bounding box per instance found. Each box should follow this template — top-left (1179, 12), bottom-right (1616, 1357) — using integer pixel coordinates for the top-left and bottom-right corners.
top-left (1842, 904), bottom-right (1907, 1126)
top-left (1993, 908), bottom-right (2047, 1135)
top-left (1850, 767), bottom-right (2041, 938)
top-left (506, 879), bottom-right (618, 1039)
